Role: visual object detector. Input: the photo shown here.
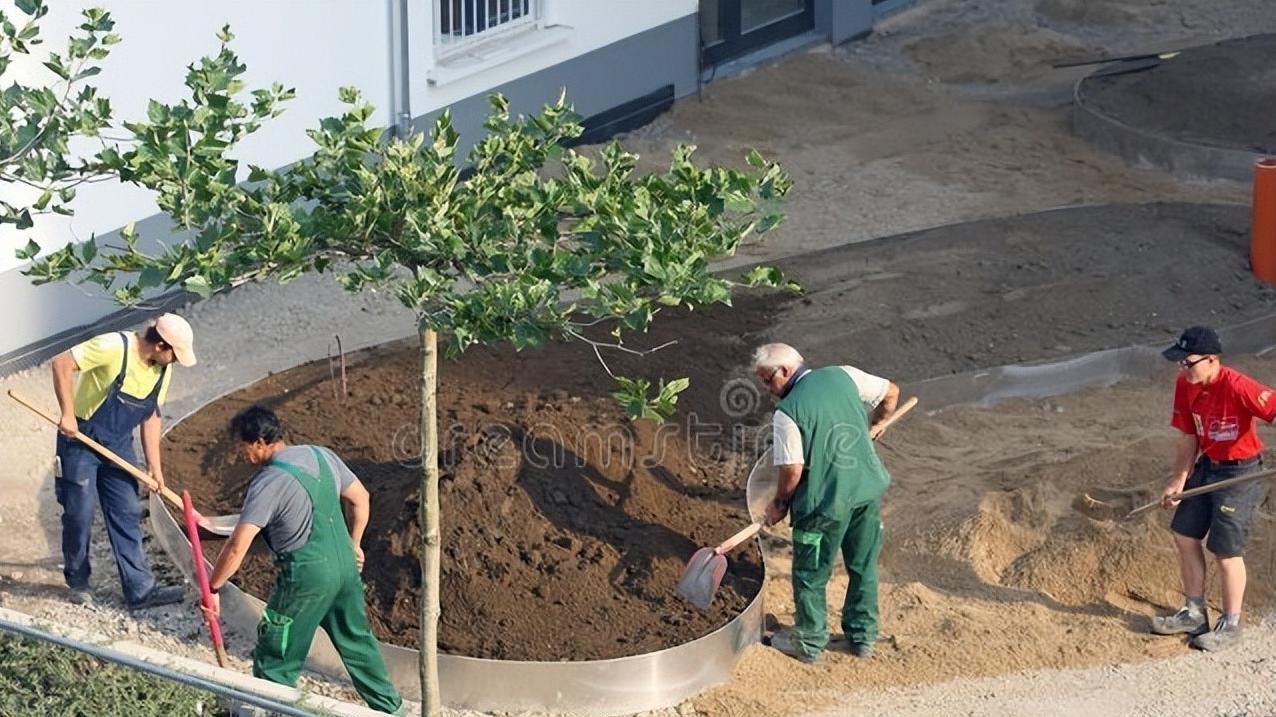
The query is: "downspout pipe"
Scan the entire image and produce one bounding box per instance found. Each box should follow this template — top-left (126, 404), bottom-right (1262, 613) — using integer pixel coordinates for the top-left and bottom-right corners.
top-left (393, 0), bottom-right (413, 138)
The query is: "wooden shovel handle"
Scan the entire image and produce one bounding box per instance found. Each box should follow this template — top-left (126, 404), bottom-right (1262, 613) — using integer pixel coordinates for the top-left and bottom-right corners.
top-left (1126, 465), bottom-right (1276, 519)
top-left (873, 396), bottom-right (918, 441)
top-left (8, 389), bottom-right (184, 512)
top-left (714, 521), bottom-right (763, 555)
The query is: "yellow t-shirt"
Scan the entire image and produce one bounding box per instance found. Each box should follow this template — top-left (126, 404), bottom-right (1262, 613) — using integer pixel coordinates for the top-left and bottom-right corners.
top-left (70, 332), bottom-right (172, 420)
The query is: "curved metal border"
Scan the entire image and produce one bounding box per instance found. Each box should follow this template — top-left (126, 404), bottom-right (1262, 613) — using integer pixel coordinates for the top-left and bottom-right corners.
top-left (152, 374), bottom-right (765, 716)
top-left (1071, 41), bottom-right (1269, 182)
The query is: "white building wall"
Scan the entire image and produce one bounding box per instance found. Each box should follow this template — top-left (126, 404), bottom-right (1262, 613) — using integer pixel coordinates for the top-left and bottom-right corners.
top-left (1, 0), bottom-right (395, 274)
top-left (0, 0), bottom-right (697, 357)
top-left (1, 0), bottom-right (697, 275)
top-left (405, 0), bottom-right (697, 113)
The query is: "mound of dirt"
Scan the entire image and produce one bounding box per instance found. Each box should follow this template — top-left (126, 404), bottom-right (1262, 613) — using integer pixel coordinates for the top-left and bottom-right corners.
top-left (1079, 34), bottom-right (1276, 154)
top-left (165, 295), bottom-right (783, 662)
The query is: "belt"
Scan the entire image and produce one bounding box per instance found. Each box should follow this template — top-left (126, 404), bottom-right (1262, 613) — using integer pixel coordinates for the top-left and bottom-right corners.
top-left (1203, 456), bottom-right (1261, 467)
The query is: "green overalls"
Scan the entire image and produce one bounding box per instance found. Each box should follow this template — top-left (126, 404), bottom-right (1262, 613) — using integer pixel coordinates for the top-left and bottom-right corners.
top-left (255, 447), bottom-right (403, 715)
top-left (777, 367), bottom-right (891, 659)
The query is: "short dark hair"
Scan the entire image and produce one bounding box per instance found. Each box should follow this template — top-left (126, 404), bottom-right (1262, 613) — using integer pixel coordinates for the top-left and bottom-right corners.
top-left (143, 325), bottom-right (169, 349)
top-left (228, 405), bottom-right (285, 444)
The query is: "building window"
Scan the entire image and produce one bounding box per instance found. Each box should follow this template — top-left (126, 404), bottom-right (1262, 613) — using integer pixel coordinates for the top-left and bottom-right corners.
top-left (435, 0), bottom-right (541, 60)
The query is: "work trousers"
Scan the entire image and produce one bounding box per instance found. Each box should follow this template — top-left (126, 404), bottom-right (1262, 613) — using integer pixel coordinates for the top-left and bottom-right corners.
top-left (789, 499), bottom-right (883, 658)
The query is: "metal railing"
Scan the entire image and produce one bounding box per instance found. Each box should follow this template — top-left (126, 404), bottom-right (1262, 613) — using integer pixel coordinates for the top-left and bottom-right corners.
top-left (434, 0), bottom-right (541, 60)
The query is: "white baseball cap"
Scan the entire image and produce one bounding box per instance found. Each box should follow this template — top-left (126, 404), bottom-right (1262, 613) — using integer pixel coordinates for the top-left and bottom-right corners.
top-left (154, 313), bottom-right (197, 367)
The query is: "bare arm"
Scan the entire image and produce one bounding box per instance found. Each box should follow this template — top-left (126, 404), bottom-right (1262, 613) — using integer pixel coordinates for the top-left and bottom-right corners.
top-left (341, 479), bottom-right (371, 570)
top-left (202, 522), bottom-right (262, 620)
top-left (869, 381), bottom-right (901, 438)
top-left (208, 522), bottom-right (262, 591)
top-left (765, 464), bottom-right (804, 526)
top-left (139, 412), bottom-right (164, 491)
top-left (51, 351), bottom-right (79, 436)
top-left (1161, 432), bottom-right (1199, 509)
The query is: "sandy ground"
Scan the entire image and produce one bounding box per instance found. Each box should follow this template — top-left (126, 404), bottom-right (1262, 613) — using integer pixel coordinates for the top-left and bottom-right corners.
top-left (5, 0), bottom-right (1276, 715)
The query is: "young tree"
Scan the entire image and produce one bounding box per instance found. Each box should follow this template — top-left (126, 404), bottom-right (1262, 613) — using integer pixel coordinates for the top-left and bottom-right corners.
top-left (3, 4), bottom-right (793, 714)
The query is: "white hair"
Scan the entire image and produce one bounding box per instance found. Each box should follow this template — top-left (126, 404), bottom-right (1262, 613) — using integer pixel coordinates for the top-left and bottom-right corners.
top-left (751, 343), bottom-right (804, 372)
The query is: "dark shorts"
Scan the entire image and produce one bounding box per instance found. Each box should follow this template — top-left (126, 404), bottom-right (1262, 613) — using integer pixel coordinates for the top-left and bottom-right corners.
top-left (1170, 457), bottom-right (1266, 558)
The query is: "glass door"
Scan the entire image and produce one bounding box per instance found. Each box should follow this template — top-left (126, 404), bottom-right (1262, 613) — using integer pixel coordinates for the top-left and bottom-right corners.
top-left (701, 0), bottom-right (815, 66)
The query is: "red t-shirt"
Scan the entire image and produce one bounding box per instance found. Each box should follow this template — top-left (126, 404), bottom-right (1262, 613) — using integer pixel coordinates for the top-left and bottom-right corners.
top-left (1171, 366), bottom-right (1276, 460)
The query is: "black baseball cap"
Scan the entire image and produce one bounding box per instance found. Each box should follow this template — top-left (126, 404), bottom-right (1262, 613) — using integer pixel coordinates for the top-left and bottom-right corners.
top-left (1162, 326), bottom-right (1222, 362)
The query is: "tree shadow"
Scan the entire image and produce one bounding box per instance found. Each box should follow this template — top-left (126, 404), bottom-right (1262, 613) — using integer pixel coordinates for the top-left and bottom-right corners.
top-left (505, 425), bottom-right (761, 600)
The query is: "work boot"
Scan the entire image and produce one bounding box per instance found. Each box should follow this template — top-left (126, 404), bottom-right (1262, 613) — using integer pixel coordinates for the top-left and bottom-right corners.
top-left (1150, 606), bottom-right (1209, 636)
top-left (1190, 619), bottom-right (1243, 652)
top-left (127, 584), bottom-right (185, 611)
top-left (848, 641), bottom-right (875, 658)
top-left (768, 630), bottom-right (821, 664)
top-left (68, 588), bottom-right (93, 607)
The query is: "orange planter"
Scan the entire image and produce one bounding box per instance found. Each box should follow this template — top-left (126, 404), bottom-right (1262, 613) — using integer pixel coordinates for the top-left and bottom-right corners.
top-left (1253, 157), bottom-right (1276, 285)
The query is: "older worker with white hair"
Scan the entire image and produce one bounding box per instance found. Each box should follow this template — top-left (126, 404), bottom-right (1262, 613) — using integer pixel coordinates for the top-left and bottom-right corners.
top-left (752, 342), bottom-right (899, 663)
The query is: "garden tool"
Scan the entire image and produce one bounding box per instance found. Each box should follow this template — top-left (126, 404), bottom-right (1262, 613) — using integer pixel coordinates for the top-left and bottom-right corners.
top-left (678, 395), bottom-right (921, 610)
top-left (675, 520), bottom-right (764, 610)
top-left (8, 390), bottom-right (239, 536)
top-left (182, 490), bottom-right (229, 667)
top-left (1125, 466), bottom-right (1276, 519)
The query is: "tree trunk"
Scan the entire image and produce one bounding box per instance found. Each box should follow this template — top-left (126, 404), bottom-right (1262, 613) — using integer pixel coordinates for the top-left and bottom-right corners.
top-left (418, 326), bottom-right (443, 717)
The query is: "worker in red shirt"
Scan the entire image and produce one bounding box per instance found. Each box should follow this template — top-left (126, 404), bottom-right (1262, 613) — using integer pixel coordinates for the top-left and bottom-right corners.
top-left (1151, 326), bottom-right (1276, 651)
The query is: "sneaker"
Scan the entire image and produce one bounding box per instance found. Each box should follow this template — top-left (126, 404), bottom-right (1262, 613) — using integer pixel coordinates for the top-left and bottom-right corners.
top-left (1190, 619), bottom-right (1243, 652)
top-left (768, 630), bottom-right (821, 664)
top-left (848, 641), bottom-right (875, 658)
top-left (127, 584), bottom-right (185, 611)
top-left (68, 588), bottom-right (93, 606)
top-left (1150, 607), bottom-right (1209, 636)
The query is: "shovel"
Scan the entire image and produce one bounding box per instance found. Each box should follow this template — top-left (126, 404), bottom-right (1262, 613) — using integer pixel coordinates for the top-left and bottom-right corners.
top-left (1125, 466), bottom-right (1276, 519)
top-left (676, 396), bottom-right (920, 609)
top-left (8, 390), bottom-right (239, 537)
top-left (676, 521), bottom-right (764, 610)
top-left (182, 490), bottom-right (229, 666)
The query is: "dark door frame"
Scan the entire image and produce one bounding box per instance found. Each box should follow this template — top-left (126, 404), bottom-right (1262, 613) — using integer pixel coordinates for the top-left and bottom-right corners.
top-left (701, 0), bottom-right (816, 66)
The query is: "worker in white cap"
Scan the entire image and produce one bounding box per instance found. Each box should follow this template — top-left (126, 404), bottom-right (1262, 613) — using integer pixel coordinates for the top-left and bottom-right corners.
top-left (49, 313), bottom-right (197, 609)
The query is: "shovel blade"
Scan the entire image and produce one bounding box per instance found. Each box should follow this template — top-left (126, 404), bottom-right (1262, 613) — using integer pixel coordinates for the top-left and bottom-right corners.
top-left (675, 547), bottom-right (728, 610)
top-left (197, 512), bottom-right (240, 537)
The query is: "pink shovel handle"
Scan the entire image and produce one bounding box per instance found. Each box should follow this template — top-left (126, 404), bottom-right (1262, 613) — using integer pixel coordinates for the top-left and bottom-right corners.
top-left (714, 521), bottom-right (763, 555)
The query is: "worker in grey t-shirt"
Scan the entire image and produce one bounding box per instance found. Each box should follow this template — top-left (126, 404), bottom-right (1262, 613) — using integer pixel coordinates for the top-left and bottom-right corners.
top-left (204, 405), bottom-right (402, 714)
top-left (239, 444), bottom-right (360, 555)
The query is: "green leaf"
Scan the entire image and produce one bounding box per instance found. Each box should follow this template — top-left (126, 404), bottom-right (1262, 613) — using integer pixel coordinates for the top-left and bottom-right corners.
top-left (746, 149), bottom-right (767, 169)
top-left (183, 274), bottom-right (212, 299)
top-left (146, 99), bottom-right (167, 124)
top-left (79, 239), bottom-right (97, 264)
top-left (742, 265), bottom-right (788, 288)
top-left (15, 210), bottom-right (33, 230)
top-left (137, 266), bottom-right (165, 289)
top-left (621, 304), bottom-right (653, 332)
top-left (15, 239), bottom-right (40, 261)
top-left (42, 58), bottom-right (68, 80)
top-left (16, 0), bottom-right (41, 17)
top-left (33, 189), bottom-right (53, 210)
top-left (660, 376), bottom-right (690, 399)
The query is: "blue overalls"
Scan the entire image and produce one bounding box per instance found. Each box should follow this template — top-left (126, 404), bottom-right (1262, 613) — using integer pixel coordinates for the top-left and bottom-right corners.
top-left (54, 332), bottom-right (167, 604)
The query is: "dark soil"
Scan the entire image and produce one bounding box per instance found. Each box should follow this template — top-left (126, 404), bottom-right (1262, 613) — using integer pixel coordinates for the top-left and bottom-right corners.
top-left (164, 201), bottom-right (1276, 662)
top-left (1078, 34), bottom-right (1276, 153)
top-left (165, 294), bottom-right (781, 662)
